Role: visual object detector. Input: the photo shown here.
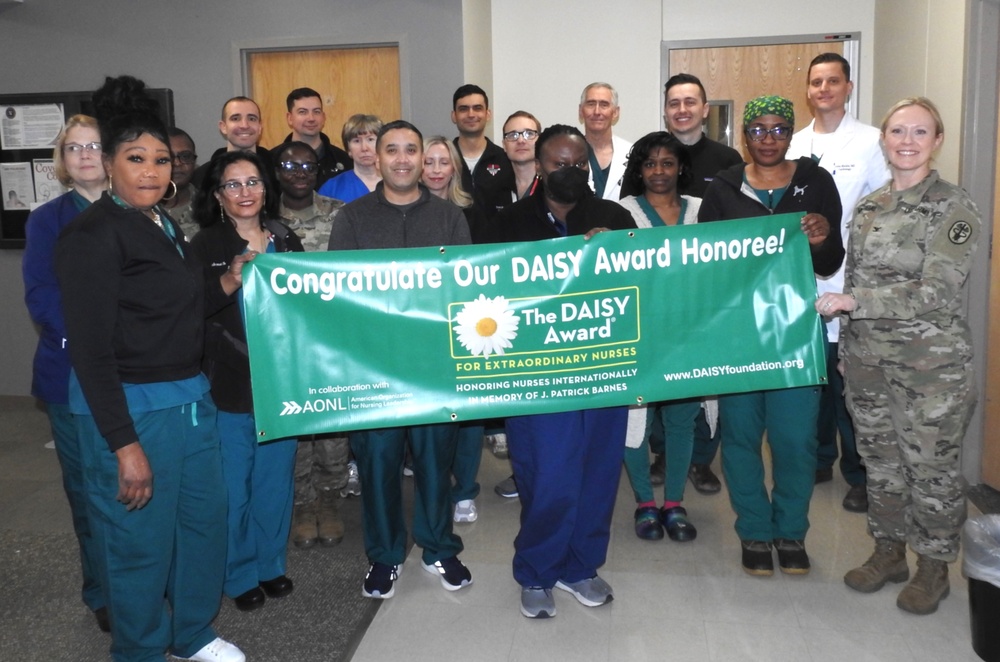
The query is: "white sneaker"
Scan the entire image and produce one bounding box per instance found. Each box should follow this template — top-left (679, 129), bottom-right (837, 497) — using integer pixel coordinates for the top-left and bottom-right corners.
top-left (486, 433), bottom-right (508, 459)
top-left (454, 499), bottom-right (478, 523)
top-left (341, 461), bottom-right (361, 497)
top-left (176, 637), bottom-right (245, 662)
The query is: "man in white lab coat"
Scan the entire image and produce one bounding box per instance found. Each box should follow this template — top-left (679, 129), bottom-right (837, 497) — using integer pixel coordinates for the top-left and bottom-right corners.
top-left (579, 82), bottom-right (631, 201)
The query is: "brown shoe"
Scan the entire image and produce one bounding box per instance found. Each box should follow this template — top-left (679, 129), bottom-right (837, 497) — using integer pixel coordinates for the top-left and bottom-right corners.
top-left (897, 554), bottom-right (949, 615)
top-left (291, 499), bottom-right (319, 549)
top-left (317, 489), bottom-right (345, 546)
top-left (844, 538), bottom-right (909, 593)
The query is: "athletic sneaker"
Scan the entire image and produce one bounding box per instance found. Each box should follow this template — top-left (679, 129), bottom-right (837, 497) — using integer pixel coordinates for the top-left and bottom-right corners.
top-left (175, 637), bottom-right (245, 662)
top-left (341, 461), bottom-right (361, 498)
top-left (520, 586), bottom-right (556, 618)
top-left (554, 575), bottom-right (614, 607)
top-left (454, 499), bottom-right (478, 523)
top-left (486, 433), bottom-right (509, 459)
top-left (362, 562), bottom-right (399, 599)
top-left (422, 556), bottom-right (473, 591)
top-left (494, 474), bottom-right (518, 498)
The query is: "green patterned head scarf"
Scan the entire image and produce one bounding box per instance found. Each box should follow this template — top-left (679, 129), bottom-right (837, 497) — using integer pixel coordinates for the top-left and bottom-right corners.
top-left (743, 95), bottom-right (794, 128)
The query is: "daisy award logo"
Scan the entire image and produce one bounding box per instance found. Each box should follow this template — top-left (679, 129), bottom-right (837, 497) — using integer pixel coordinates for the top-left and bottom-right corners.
top-left (453, 294), bottom-right (521, 358)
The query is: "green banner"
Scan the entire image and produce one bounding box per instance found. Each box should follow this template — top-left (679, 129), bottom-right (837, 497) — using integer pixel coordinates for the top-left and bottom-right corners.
top-left (244, 212), bottom-right (825, 440)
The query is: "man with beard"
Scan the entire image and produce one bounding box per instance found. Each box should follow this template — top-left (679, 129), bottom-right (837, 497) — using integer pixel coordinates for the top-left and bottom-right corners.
top-left (451, 84), bottom-right (515, 219)
top-left (487, 125), bottom-right (635, 619)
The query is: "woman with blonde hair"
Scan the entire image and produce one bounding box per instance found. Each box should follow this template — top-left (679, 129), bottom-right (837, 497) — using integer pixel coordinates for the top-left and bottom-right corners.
top-left (22, 113), bottom-right (108, 632)
top-left (817, 97), bottom-right (980, 615)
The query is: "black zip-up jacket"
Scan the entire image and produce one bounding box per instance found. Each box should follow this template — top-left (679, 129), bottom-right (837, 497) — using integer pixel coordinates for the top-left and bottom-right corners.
top-left (454, 137), bottom-right (516, 220)
top-left (55, 194), bottom-right (230, 451)
top-left (698, 157), bottom-right (844, 277)
top-left (190, 218), bottom-right (303, 413)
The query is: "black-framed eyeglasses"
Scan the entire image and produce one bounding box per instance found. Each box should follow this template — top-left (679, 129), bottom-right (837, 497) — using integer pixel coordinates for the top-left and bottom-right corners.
top-left (64, 142), bottom-right (102, 153)
top-left (278, 161), bottom-right (319, 174)
top-left (745, 125), bottom-right (793, 142)
top-left (503, 129), bottom-right (539, 142)
top-left (218, 179), bottom-right (264, 196)
top-left (172, 151), bottom-right (197, 164)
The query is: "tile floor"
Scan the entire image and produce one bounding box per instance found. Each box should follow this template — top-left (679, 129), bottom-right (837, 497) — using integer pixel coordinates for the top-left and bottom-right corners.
top-left (351, 447), bottom-right (985, 662)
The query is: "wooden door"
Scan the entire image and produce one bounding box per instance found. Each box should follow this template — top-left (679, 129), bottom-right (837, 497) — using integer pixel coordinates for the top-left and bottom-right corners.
top-left (247, 46), bottom-right (401, 151)
top-left (670, 42), bottom-right (844, 159)
top-left (982, 89), bottom-right (1000, 489)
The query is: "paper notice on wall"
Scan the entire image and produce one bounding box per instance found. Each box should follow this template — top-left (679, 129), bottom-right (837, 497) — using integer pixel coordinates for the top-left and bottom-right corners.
top-left (32, 159), bottom-right (66, 206)
top-left (1, 104), bottom-right (64, 151)
top-left (1, 162), bottom-right (34, 209)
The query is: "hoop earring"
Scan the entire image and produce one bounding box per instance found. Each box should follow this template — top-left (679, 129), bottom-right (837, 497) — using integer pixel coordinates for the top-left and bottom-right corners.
top-left (161, 180), bottom-right (178, 201)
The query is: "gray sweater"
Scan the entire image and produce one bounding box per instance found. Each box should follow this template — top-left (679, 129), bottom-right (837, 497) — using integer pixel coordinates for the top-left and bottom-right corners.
top-left (327, 182), bottom-right (471, 250)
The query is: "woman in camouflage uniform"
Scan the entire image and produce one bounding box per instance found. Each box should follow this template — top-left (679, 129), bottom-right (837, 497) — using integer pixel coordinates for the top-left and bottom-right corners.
top-left (817, 97), bottom-right (981, 615)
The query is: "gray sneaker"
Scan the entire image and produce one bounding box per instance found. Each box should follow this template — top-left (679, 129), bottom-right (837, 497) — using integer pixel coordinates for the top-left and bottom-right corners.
top-left (554, 576), bottom-right (614, 607)
top-left (494, 474), bottom-right (518, 499)
top-left (520, 586), bottom-right (556, 619)
top-left (341, 461), bottom-right (361, 498)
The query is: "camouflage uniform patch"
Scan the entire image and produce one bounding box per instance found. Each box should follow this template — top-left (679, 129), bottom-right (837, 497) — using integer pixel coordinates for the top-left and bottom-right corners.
top-left (841, 171), bottom-right (981, 561)
top-left (278, 192), bottom-right (344, 252)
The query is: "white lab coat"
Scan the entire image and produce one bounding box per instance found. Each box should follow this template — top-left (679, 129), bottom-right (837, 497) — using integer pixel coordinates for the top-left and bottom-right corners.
top-left (587, 133), bottom-right (633, 201)
top-left (788, 113), bottom-right (890, 340)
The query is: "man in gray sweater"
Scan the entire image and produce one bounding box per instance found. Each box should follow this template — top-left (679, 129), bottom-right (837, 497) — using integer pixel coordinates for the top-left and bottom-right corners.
top-left (327, 120), bottom-right (473, 600)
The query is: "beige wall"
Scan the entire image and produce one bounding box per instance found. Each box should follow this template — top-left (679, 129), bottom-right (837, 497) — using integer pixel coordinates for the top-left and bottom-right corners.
top-left (874, 0), bottom-right (967, 181)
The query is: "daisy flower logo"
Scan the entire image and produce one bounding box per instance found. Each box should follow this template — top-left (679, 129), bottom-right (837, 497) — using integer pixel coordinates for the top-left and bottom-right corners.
top-left (453, 294), bottom-right (520, 358)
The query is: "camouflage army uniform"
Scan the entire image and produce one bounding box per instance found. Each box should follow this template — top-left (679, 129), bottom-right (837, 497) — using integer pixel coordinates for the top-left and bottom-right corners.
top-left (163, 184), bottom-right (199, 240)
top-left (841, 170), bottom-right (980, 562)
top-left (279, 192), bottom-right (352, 504)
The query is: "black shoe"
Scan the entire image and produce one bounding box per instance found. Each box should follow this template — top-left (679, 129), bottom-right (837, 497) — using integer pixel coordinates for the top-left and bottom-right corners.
top-left (741, 540), bottom-right (774, 576)
top-left (260, 575), bottom-right (294, 598)
top-left (842, 484), bottom-right (869, 513)
top-left (94, 606), bottom-right (111, 633)
top-left (362, 562), bottom-right (399, 599)
top-left (688, 463), bottom-right (722, 494)
top-left (233, 586), bottom-right (266, 612)
top-left (649, 454), bottom-right (666, 486)
top-left (815, 467), bottom-right (834, 484)
top-left (774, 538), bottom-right (811, 575)
top-left (660, 506), bottom-right (697, 542)
top-left (634, 506), bottom-right (664, 541)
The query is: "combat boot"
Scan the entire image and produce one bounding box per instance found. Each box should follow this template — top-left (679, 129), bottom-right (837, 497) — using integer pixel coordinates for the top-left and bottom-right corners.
top-left (844, 538), bottom-right (908, 593)
top-left (896, 554), bottom-right (949, 615)
top-left (291, 499), bottom-right (319, 549)
top-left (317, 489), bottom-right (345, 546)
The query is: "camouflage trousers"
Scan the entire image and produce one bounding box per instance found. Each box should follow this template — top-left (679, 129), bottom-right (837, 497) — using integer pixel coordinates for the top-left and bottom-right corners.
top-left (293, 435), bottom-right (350, 505)
top-left (844, 357), bottom-right (976, 561)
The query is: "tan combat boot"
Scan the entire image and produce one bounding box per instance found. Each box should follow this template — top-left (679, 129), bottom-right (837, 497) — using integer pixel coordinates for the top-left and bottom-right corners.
top-left (291, 499), bottom-right (319, 549)
top-left (317, 489), bottom-right (345, 547)
top-left (896, 554), bottom-right (949, 615)
top-left (844, 538), bottom-right (909, 593)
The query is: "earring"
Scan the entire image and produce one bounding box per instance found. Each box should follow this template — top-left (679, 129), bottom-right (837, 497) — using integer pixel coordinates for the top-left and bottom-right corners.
top-left (107, 174), bottom-right (113, 192)
top-left (220, 206), bottom-right (226, 225)
top-left (161, 180), bottom-right (178, 201)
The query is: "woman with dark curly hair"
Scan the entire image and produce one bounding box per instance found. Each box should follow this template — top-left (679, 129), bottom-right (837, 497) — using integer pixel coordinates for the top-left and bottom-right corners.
top-left (55, 75), bottom-right (246, 662)
top-left (190, 150), bottom-right (302, 614)
top-left (618, 132), bottom-right (704, 542)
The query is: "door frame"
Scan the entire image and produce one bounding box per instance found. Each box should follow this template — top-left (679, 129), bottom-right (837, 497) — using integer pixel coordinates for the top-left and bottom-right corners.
top-left (230, 34), bottom-right (412, 121)
top-left (660, 33), bottom-right (862, 129)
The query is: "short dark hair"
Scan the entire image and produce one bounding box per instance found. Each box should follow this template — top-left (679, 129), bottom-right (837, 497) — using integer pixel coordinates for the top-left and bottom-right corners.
top-left (808, 53), bottom-right (851, 81)
top-left (376, 120), bottom-right (423, 149)
top-left (193, 150), bottom-right (272, 228)
top-left (535, 124), bottom-right (585, 161)
top-left (276, 140), bottom-right (318, 163)
top-left (286, 87), bottom-right (322, 111)
top-left (621, 131), bottom-right (692, 197)
top-left (168, 126), bottom-right (195, 150)
top-left (664, 73), bottom-right (707, 104)
top-left (220, 96), bottom-right (259, 120)
top-left (452, 84), bottom-right (489, 110)
top-left (91, 75), bottom-right (168, 158)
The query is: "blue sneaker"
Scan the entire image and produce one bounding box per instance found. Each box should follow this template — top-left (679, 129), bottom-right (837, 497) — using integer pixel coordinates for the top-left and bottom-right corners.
top-left (362, 562), bottom-right (399, 599)
top-left (422, 556), bottom-right (472, 591)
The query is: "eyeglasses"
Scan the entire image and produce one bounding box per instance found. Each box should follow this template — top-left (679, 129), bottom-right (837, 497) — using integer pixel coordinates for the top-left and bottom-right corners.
top-left (745, 125), bottom-right (793, 142)
top-left (503, 129), bottom-right (539, 142)
top-left (218, 178), bottom-right (264, 196)
top-left (278, 161), bottom-right (319, 174)
top-left (172, 151), bottom-right (197, 165)
top-left (64, 142), bottom-right (102, 154)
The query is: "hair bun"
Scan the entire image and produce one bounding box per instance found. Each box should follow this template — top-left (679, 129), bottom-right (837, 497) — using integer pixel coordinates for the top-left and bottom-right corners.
top-left (91, 75), bottom-right (160, 125)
